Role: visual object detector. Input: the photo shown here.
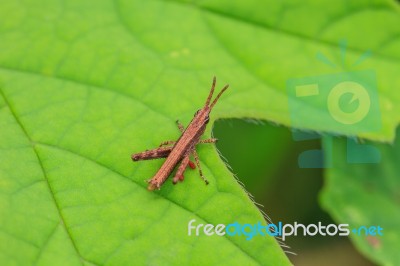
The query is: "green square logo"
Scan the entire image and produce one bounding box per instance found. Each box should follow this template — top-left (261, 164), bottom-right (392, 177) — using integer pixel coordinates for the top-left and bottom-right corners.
top-left (287, 70), bottom-right (381, 135)
top-left (287, 69), bottom-right (382, 168)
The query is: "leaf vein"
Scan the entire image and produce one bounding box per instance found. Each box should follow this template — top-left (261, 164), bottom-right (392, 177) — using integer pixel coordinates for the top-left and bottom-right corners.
top-left (0, 88), bottom-right (94, 266)
top-left (36, 141), bottom-right (264, 265)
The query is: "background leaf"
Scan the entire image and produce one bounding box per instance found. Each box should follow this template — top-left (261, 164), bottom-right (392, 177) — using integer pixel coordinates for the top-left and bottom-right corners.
top-left (321, 128), bottom-right (400, 265)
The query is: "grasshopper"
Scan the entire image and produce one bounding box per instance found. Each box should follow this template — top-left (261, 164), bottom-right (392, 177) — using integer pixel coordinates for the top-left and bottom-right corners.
top-left (131, 77), bottom-right (229, 191)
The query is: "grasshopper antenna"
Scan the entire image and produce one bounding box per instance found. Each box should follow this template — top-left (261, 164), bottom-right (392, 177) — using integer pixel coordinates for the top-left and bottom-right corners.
top-left (204, 76), bottom-right (217, 106)
top-left (210, 84), bottom-right (229, 109)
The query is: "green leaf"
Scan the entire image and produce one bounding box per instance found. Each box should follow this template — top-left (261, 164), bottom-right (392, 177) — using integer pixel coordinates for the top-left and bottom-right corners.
top-left (0, 1), bottom-right (292, 265)
top-left (0, 63), bottom-right (290, 264)
top-left (1, 0), bottom-right (399, 265)
top-left (320, 128), bottom-right (400, 265)
top-left (0, 58), bottom-right (287, 265)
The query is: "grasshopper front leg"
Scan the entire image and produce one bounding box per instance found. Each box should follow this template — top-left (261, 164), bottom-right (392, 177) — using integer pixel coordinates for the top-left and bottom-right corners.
top-left (159, 140), bottom-right (176, 147)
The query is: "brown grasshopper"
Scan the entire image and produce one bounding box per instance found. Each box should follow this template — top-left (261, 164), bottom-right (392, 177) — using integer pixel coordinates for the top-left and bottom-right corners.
top-left (131, 77), bottom-right (229, 191)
